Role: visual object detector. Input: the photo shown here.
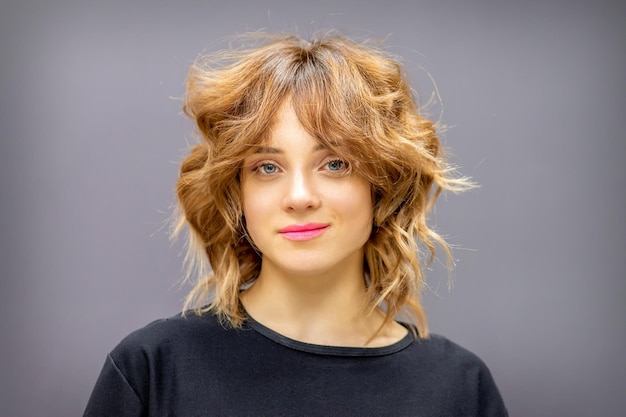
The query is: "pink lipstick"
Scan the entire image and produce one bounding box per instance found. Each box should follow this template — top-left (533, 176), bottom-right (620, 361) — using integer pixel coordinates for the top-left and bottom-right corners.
top-left (278, 223), bottom-right (329, 241)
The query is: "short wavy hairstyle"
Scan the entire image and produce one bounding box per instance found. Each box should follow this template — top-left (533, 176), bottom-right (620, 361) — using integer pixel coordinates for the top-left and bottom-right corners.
top-left (175, 32), bottom-right (471, 338)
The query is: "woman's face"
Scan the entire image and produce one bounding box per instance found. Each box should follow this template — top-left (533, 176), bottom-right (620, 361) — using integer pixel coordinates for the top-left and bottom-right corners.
top-left (241, 103), bottom-right (373, 278)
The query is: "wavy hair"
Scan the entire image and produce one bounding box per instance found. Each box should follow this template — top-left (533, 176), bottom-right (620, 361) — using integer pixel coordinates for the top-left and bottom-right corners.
top-left (174, 32), bottom-right (472, 338)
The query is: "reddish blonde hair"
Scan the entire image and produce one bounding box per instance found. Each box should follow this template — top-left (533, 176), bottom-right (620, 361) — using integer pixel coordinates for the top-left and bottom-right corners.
top-left (175, 32), bottom-right (471, 338)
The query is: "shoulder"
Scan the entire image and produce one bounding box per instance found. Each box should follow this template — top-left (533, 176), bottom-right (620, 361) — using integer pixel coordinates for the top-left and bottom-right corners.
top-left (406, 334), bottom-right (508, 415)
top-left (410, 333), bottom-right (496, 382)
top-left (86, 311), bottom-right (247, 414)
top-left (414, 333), bottom-right (489, 367)
top-left (109, 310), bottom-right (230, 370)
top-left (115, 310), bottom-right (219, 347)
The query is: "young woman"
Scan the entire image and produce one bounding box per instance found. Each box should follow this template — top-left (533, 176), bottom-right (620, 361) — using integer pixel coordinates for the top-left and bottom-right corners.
top-left (84, 32), bottom-right (508, 416)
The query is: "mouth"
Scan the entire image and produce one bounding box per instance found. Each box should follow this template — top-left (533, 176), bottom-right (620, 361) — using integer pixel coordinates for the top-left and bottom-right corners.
top-left (278, 223), bottom-right (329, 241)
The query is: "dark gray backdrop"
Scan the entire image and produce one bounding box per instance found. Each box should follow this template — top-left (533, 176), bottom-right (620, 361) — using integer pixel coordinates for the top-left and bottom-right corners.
top-left (1, 1), bottom-right (624, 416)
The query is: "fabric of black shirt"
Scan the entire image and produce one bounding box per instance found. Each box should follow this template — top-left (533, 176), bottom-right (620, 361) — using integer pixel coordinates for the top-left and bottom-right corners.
top-left (84, 310), bottom-right (508, 416)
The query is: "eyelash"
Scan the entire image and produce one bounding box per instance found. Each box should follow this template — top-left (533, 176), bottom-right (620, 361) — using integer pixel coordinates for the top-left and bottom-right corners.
top-left (324, 159), bottom-right (349, 173)
top-left (255, 163), bottom-right (279, 175)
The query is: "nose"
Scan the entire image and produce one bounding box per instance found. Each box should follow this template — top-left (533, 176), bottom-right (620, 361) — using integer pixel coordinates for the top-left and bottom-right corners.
top-left (282, 171), bottom-right (321, 212)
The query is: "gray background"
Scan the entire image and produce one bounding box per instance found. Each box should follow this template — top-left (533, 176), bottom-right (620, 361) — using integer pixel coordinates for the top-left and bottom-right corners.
top-left (1, 1), bottom-right (624, 416)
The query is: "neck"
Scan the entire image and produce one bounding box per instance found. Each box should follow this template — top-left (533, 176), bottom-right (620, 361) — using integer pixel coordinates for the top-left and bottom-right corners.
top-left (240, 260), bottom-right (406, 347)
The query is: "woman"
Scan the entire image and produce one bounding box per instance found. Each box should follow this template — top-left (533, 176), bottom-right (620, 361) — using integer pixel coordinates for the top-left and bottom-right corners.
top-left (84, 32), bottom-right (508, 416)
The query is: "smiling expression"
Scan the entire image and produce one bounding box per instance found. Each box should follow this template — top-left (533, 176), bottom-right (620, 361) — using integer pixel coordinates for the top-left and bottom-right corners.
top-left (241, 102), bottom-right (373, 278)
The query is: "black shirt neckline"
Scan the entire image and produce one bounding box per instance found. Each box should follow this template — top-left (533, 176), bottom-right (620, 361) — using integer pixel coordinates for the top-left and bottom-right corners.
top-left (244, 313), bottom-right (415, 357)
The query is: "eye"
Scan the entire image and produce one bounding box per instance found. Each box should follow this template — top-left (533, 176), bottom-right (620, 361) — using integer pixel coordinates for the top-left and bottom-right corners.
top-left (259, 163), bottom-right (278, 175)
top-left (325, 159), bottom-right (349, 173)
top-left (249, 162), bottom-right (282, 177)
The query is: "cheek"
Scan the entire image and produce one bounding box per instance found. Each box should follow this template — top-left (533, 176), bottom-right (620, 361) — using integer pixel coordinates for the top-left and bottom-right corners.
top-left (241, 174), bottom-right (259, 215)
top-left (241, 184), bottom-right (270, 244)
top-left (337, 181), bottom-right (373, 227)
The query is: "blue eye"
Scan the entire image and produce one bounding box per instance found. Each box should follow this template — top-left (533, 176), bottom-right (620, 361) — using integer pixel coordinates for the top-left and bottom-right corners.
top-left (326, 159), bottom-right (347, 171)
top-left (260, 163), bottom-right (278, 174)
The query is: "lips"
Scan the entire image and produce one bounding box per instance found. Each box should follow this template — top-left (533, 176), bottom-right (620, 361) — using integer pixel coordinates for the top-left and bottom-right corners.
top-left (278, 223), bottom-right (329, 241)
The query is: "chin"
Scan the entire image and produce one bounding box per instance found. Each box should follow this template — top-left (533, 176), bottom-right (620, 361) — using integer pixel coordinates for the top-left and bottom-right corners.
top-left (280, 262), bottom-right (328, 277)
top-left (263, 255), bottom-right (330, 276)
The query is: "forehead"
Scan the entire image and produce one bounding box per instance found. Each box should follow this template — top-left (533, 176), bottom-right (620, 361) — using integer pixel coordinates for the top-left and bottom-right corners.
top-left (270, 102), bottom-right (308, 139)
top-left (249, 101), bottom-right (319, 151)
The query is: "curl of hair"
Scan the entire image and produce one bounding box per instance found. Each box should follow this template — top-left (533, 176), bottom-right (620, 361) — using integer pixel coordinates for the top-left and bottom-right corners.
top-left (174, 31), bottom-right (473, 338)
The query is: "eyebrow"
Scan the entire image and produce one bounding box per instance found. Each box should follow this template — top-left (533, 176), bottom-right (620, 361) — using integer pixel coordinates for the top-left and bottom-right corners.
top-left (253, 144), bottom-right (326, 154)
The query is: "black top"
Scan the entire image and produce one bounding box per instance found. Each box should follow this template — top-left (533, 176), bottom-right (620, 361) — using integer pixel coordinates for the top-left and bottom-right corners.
top-left (84, 311), bottom-right (508, 416)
